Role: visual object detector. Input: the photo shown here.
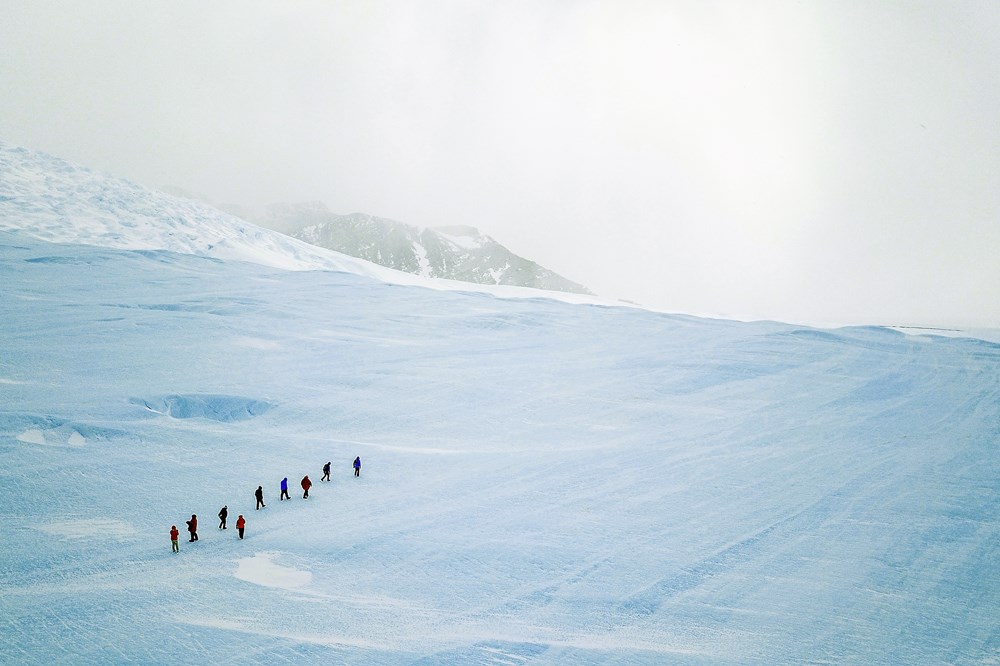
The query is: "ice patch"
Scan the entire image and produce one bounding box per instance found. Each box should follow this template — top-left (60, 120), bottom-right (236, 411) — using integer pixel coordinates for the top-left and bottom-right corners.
top-left (16, 428), bottom-right (46, 445)
top-left (235, 552), bottom-right (313, 590)
top-left (0, 377), bottom-right (25, 384)
top-left (36, 519), bottom-right (136, 540)
top-left (14, 425), bottom-right (89, 447)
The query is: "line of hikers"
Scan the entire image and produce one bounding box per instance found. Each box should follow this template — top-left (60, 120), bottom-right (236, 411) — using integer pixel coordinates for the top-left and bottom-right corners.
top-left (170, 456), bottom-right (362, 552)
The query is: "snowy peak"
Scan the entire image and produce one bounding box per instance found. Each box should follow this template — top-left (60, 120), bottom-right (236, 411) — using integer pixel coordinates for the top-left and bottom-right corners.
top-left (258, 202), bottom-right (593, 295)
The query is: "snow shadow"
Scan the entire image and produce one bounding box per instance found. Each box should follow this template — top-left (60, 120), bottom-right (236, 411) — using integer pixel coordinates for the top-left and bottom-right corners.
top-left (0, 413), bottom-right (125, 447)
top-left (131, 394), bottom-right (274, 422)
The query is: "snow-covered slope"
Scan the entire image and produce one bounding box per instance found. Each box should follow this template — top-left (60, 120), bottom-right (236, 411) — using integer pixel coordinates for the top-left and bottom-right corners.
top-left (0, 143), bottom-right (390, 276)
top-left (1, 144), bottom-right (999, 664)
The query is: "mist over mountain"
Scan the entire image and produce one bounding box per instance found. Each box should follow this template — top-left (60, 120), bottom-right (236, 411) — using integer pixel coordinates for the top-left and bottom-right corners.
top-left (161, 186), bottom-right (593, 296)
top-left (248, 202), bottom-right (593, 295)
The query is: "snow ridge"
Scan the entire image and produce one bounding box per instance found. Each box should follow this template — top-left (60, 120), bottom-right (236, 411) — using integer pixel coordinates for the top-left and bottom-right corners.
top-left (0, 142), bottom-right (397, 278)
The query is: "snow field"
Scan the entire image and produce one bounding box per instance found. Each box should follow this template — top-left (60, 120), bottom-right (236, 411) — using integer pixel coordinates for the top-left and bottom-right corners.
top-left (1, 231), bottom-right (998, 664)
top-left (0, 141), bottom-right (999, 664)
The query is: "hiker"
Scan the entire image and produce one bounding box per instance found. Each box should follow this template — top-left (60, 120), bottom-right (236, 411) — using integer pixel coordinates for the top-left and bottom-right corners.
top-left (301, 475), bottom-right (312, 499)
top-left (255, 485), bottom-right (265, 510)
top-left (236, 515), bottom-right (245, 540)
top-left (280, 477), bottom-right (290, 501)
top-left (170, 525), bottom-right (180, 552)
top-left (322, 461), bottom-right (331, 482)
top-left (186, 514), bottom-right (198, 542)
top-left (354, 456), bottom-right (361, 477)
top-left (218, 505), bottom-right (228, 529)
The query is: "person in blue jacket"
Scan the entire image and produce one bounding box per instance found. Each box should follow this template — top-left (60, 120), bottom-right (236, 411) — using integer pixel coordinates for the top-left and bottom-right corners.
top-left (280, 477), bottom-right (290, 501)
top-left (353, 456), bottom-right (361, 477)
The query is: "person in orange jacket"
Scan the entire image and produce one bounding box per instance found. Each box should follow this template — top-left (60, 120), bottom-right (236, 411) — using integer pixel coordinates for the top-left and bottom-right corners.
top-left (301, 475), bottom-right (312, 499)
top-left (236, 515), bottom-right (246, 540)
top-left (170, 525), bottom-right (180, 552)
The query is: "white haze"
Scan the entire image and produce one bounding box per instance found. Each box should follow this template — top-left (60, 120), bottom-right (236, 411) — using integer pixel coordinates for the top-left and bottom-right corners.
top-left (1, 1), bottom-right (999, 327)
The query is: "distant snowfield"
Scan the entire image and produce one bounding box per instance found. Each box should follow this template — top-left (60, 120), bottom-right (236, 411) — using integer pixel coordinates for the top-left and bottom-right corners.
top-left (1, 143), bottom-right (999, 664)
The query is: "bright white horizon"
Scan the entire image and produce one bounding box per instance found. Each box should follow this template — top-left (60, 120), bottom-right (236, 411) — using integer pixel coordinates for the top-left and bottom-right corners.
top-left (2, 1), bottom-right (998, 328)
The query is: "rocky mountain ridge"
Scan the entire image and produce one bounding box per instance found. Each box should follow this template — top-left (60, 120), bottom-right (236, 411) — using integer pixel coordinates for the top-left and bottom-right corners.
top-left (255, 202), bottom-right (593, 295)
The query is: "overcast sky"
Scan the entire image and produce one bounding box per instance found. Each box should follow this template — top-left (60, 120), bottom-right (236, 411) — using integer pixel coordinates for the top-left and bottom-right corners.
top-left (2, 1), bottom-right (999, 327)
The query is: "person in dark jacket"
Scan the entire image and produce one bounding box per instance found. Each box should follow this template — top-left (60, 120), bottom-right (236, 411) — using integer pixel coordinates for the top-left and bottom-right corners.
top-left (170, 525), bottom-right (180, 552)
top-left (280, 477), bottom-right (290, 501)
top-left (236, 515), bottom-right (245, 540)
top-left (322, 462), bottom-right (331, 482)
top-left (186, 514), bottom-right (198, 542)
top-left (301, 475), bottom-right (312, 499)
top-left (353, 456), bottom-right (361, 477)
top-left (218, 505), bottom-right (228, 529)
top-left (255, 485), bottom-right (265, 510)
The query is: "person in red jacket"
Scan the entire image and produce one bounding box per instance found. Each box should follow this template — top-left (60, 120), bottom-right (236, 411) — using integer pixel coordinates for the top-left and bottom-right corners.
top-left (170, 525), bottom-right (180, 552)
top-left (186, 514), bottom-right (198, 542)
top-left (301, 475), bottom-right (312, 499)
top-left (236, 515), bottom-right (245, 540)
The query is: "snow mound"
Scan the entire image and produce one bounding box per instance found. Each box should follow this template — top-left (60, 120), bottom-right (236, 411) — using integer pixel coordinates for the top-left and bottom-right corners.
top-left (132, 394), bottom-right (274, 422)
top-left (1, 413), bottom-right (123, 446)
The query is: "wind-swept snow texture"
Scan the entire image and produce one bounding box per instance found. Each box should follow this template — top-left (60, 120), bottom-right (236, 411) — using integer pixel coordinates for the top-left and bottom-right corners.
top-left (1, 145), bottom-right (999, 665)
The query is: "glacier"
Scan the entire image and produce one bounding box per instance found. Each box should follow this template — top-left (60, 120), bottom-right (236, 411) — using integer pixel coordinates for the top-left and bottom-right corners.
top-left (0, 143), bottom-right (998, 664)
